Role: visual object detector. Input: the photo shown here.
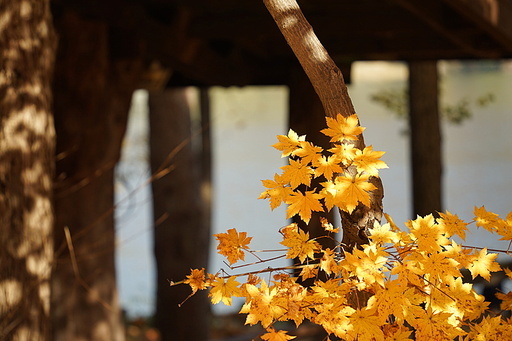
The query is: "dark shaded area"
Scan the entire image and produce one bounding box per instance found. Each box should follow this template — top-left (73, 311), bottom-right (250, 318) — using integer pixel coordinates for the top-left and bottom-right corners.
top-left (51, 0), bottom-right (512, 88)
top-left (51, 9), bottom-right (143, 341)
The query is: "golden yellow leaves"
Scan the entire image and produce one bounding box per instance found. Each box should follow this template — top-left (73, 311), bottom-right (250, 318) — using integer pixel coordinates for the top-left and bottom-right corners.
top-left (176, 115), bottom-right (512, 341)
top-left (322, 173), bottom-right (377, 213)
top-left (260, 113), bottom-right (387, 222)
top-left (261, 327), bottom-right (296, 341)
top-left (183, 268), bottom-right (207, 293)
top-left (280, 223), bottom-right (320, 263)
top-left (466, 248), bottom-right (501, 281)
top-left (474, 205), bottom-right (512, 241)
top-left (181, 208), bottom-right (512, 341)
top-left (322, 114), bottom-right (365, 142)
top-left (209, 276), bottom-right (242, 305)
top-left (214, 228), bottom-right (252, 264)
top-left (285, 190), bottom-right (323, 223)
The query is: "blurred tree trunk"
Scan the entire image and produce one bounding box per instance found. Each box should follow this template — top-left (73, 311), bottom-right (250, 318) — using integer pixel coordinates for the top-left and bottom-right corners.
top-left (149, 88), bottom-right (211, 341)
top-left (408, 61), bottom-right (443, 217)
top-left (0, 1), bottom-right (56, 340)
top-left (51, 11), bottom-right (141, 341)
top-left (288, 66), bottom-right (336, 248)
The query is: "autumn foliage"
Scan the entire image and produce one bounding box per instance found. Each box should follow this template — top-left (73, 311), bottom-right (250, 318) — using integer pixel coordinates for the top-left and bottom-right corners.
top-left (177, 114), bottom-right (512, 340)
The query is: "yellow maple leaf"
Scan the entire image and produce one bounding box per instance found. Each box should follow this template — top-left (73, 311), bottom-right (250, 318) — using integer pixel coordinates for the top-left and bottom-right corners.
top-left (368, 221), bottom-right (400, 245)
top-left (408, 307), bottom-right (463, 341)
top-left (406, 251), bottom-right (460, 282)
top-left (280, 159), bottom-right (314, 189)
top-left (272, 129), bottom-right (305, 157)
top-left (209, 276), bottom-right (242, 305)
top-left (321, 114), bottom-right (365, 142)
top-left (183, 268), bottom-right (207, 293)
top-left (323, 173), bottom-right (376, 213)
top-left (442, 240), bottom-right (474, 269)
top-left (280, 223), bottom-right (320, 262)
top-left (259, 173), bottom-right (293, 209)
top-left (346, 308), bottom-right (386, 341)
top-left (292, 141), bottom-right (323, 165)
top-left (408, 214), bottom-right (449, 253)
top-left (261, 327), bottom-right (296, 341)
top-left (466, 315), bottom-right (502, 341)
top-left (313, 154), bottom-right (344, 180)
top-left (382, 323), bottom-right (413, 341)
top-left (241, 281), bottom-right (285, 327)
top-left (214, 228), bottom-right (252, 264)
top-left (299, 264), bottom-right (319, 281)
top-left (285, 190), bottom-right (324, 224)
top-left (320, 180), bottom-right (345, 212)
top-left (496, 291), bottom-right (512, 311)
top-left (319, 248), bottom-right (341, 275)
top-left (340, 243), bottom-right (388, 288)
top-left (505, 268), bottom-right (512, 281)
top-left (352, 145), bottom-right (388, 176)
top-left (328, 143), bottom-right (357, 166)
top-left (474, 206), bottom-right (501, 233)
top-left (467, 248), bottom-right (501, 280)
top-left (367, 280), bottom-right (412, 321)
top-left (437, 211), bottom-right (468, 240)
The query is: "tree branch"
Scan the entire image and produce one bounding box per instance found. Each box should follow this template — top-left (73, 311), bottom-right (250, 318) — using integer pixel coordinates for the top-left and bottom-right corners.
top-left (263, 0), bottom-right (384, 250)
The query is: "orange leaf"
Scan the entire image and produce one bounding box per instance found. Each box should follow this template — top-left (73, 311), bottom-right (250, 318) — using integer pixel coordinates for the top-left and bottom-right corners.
top-left (259, 173), bottom-right (293, 209)
top-left (214, 228), bottom-right (252, 264)
top-left (352, 145), bottom-right (388, 176)
top-left (272, 129), bottom-right (305, 157)
top-left (285, 190), bottom-right (324, 223)
top-left (280, 224), bottom-right (320, 262)
top-left (280, 159), bottom-right (314, 189)
top-left (261, 327), bottom-right (296, 341)
top-left (323, 173), bottom-right (376, 213)
top-left (321, 114), bottom-right (365, 142)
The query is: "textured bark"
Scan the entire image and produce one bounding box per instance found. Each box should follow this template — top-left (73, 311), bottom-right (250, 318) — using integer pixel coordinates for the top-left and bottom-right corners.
top-left (0, 1), bottom-right (56, 340)
top-left (149, 89), bottom-right (211, 341)
top-left (408, 61), bottom-right (443, 217)
top-left (51, 11), bottom-right (142, 341)
top-left (264, 0), bottom-right (384, 250)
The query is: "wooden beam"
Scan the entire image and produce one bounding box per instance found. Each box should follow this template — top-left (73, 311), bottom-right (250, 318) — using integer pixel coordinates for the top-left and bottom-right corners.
top-left (392, 0), bottom-right (496, 58)
top-left (442, 0), bottom-right (512, 54)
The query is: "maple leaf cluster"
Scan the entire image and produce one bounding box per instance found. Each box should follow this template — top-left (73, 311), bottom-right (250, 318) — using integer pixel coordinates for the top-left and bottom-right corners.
top-left (175, 114), bottom-right (512, 341)
top-left (259, 114), bottom-right (387, 222)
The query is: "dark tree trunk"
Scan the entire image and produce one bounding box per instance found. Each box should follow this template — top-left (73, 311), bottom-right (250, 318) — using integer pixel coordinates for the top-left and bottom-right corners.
top-left (149, 89), bottom-right (211, 341)
top-left (264, 0), bottom-right (384, 250)
top-left (0, 1), bottom-right (56, 339)
top-left (408, 61), bottom-right (443, 217)
top-left (51, 11), bottom-right (142, 341)
top-left (288, 67), bottom-right (336, 248)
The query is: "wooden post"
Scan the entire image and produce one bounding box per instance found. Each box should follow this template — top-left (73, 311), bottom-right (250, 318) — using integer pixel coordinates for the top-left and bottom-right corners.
top-left (149, 88), bottom-right (210, 341)
top-left (408, 61), bottom-right (443, 217)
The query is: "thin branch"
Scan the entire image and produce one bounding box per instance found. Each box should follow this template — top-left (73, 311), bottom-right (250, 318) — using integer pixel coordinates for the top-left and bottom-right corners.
top-left (64, 226), bottom-right (114, 312)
